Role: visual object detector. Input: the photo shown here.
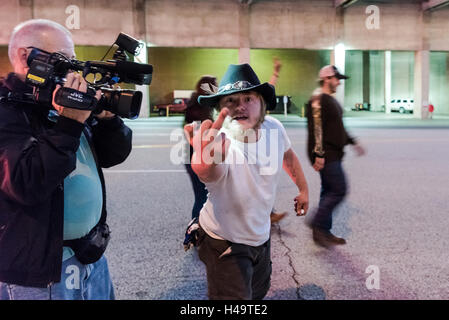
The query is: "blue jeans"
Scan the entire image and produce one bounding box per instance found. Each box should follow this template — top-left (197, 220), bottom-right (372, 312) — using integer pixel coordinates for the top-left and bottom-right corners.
top-left (185, 163), bottom-right (208, 219)
top-left (312, 160), bottom-right (347, 231)
top-left (0, 255), bottom-right (114, 300)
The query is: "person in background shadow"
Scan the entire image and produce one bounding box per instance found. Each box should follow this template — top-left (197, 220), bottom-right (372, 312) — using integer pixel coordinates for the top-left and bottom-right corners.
top-left (184, 76), bottom-right (218, 220)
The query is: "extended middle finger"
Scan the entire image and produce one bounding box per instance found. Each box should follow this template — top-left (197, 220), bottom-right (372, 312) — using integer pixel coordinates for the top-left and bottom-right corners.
top-left (204, 109), bottom-right (229, 143)
top-left (210, 108), bottom-right (229, 131)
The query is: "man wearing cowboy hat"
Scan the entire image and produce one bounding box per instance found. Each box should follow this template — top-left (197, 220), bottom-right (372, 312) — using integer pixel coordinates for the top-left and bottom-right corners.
top-left (184, 63), bottom-right (309, 300)
top-left (306, 65), bottom-right (365, 248)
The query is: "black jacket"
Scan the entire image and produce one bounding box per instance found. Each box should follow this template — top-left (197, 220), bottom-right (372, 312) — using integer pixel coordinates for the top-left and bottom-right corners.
top-left (184, 92), bottom-right (213, 160)
top-left (184, 92), bottom-right (213, 125)
top-left (0, 73), bottom-right (132, 287)
top-left (306, 92), bottom-right (355, 164)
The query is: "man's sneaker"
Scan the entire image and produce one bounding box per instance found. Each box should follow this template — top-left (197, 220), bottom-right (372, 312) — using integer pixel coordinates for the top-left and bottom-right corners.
top-left (270, 211), bottom-right (287, 224)
top-left (312, 227), bottom-right (346, 248)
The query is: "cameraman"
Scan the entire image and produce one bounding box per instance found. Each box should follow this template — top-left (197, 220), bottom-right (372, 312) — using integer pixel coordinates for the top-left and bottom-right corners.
top-left (0, 19), bottom-right (132, 299)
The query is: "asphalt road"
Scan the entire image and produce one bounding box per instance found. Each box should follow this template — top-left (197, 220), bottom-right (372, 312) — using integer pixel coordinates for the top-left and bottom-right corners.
top-left (102, 116), bottom-right (449, 300)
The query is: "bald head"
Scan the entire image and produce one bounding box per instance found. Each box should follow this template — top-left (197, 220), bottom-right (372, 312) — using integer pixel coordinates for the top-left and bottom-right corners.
top-left (8, 19), bottom-right (75, 75)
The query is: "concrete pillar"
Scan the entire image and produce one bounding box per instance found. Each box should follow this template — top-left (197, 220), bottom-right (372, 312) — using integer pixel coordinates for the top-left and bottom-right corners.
top-left (330, 51), bottom-right (335, 66)
top-left (413, 50), bottom-right (430, 119)
top-left (331, 43), bottom-right (346, 108)
top-left (133, 0), bottom-right (150, 118)
top-left (384, 51), bottom-right (392, 114)
top-left (134, 42), bottom-right (150, 118)
top-left (239, 48), bottom-right (250, 65)
top-left (413, 9), bottom-right (431, 119)
top-left (132, 0), bottom-right (147, 41)
top-left (332, 7), bottom-right (345, 108)
top-left (18, 0), bottom-right (34, 21)
top-left (362, 51), bottom-right (370, 106)
top-left (238, 3), bottom-right (251, 64)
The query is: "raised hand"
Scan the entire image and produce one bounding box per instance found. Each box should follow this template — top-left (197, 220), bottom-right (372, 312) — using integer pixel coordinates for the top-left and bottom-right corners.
top-left (184, 108), bottom-right (231, 181)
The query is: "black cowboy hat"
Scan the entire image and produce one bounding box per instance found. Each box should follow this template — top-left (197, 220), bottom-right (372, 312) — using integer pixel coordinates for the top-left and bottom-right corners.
top-left (198, 63), bottom-right (276, 110)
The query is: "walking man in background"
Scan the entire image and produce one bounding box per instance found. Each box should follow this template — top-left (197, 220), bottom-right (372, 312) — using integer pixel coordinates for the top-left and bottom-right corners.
top-left (306, 65), bottom-right (365, 248)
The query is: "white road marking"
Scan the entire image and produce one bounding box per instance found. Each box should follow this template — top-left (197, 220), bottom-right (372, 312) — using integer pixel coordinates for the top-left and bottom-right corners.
top-left (103, 170), bottom-right (185, 173)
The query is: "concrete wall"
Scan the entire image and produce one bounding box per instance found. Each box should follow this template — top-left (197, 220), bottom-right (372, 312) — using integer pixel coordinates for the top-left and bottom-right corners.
top-left (429, 52), bottom-right (449, 115)
top-left (0, 0), bottom-right (137, 46)
top-left (343, 50), bottom-right (449, 116)
top-left (146, 47), bottom-right (329, 114)
top-left (147, 47), bottom-right (239, 107)
top-left (1, 0), bottom-right (449, 51)
top-left (345, 50), bottom-right (363, 109)
top-left (146, 0), bottom-right (240, 47)
top-left (369, 51), bottom-right (385, 112)
top-left (428, 9), bottom-right (449, 51)
top-left (0, 46), bottom-right (13, 77)
top-left (250, 48), bottom-right (330, 113)
top-left (1, 0), bottom-right (449, 115)
top-left (345, 50), bottom-right (415, 112)
top-left (344, 1), bottom-right (424, 51)
top-left (249, 0), bottom-right (336, 49)
top-left (391, 51), bottom-right (415, 102)
top-left (344, 50), bottom-right (386, 112)
top-left (331, 49), bottom-right (449, 115)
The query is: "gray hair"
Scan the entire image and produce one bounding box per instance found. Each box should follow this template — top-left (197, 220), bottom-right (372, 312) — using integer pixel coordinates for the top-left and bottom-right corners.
top-left (8, 19), bottom-right (72, 64)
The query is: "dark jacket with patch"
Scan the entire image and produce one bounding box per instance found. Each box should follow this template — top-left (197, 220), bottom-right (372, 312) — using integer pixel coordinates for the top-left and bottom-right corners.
top-left (306, 91), bottom-right (355, 164)
top-left (0, 73), bottom-right (132, 287)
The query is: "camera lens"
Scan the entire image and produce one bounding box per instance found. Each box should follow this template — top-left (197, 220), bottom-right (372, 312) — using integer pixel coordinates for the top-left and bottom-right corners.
top-left (98, 88), bottom-right (142, 119)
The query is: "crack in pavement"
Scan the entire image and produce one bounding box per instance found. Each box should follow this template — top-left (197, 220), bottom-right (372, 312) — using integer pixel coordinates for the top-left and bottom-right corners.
top-left (274, 223), bottom-right (302, 300)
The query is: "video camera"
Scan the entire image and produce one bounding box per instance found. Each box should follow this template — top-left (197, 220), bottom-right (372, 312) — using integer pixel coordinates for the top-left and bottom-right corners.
top-left (24, 33), bottom-right (153, 119)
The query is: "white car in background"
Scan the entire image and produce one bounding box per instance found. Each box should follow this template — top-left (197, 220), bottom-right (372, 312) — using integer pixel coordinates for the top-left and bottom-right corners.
top-left (389, 99), bottom-right (414, 114)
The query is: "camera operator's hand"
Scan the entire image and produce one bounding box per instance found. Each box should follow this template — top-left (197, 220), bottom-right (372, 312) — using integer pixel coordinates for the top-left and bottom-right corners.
top-left (52, 72), bottom-right (101, 124)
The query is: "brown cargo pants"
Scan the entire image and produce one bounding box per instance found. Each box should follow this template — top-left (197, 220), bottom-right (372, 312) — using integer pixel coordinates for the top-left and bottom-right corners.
top-left (197, 228), bottom-right (272, 300)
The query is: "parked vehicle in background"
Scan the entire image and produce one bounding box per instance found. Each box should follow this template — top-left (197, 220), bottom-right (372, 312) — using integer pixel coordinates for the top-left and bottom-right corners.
top-left (153, 98), bottom-right (189, 116)
top-left (152, 90), bottom-right (194, 116)
top-left (352, 102), bottom-right (371, 111)
top-left (389, 99), bottom-right (414, 114)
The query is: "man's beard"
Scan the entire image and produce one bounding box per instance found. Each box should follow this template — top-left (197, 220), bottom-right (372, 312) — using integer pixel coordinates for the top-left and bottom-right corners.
top-left (222, 116), bottom-right (259, 143)
top-left (330, 82), bottom-right (338, 94)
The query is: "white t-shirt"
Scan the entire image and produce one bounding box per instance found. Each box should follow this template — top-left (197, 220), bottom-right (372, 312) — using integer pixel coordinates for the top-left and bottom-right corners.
top-left (199, 116), bottom-right (292, 246)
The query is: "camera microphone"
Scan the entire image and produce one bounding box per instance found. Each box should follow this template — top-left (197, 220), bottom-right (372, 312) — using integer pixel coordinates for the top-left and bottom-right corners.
top-left (114, 60), bottom-right (153, 85)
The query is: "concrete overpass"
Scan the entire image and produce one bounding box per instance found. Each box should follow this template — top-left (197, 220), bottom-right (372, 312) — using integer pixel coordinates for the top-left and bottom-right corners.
top-left (1, 0), bottom-right (449, 118)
